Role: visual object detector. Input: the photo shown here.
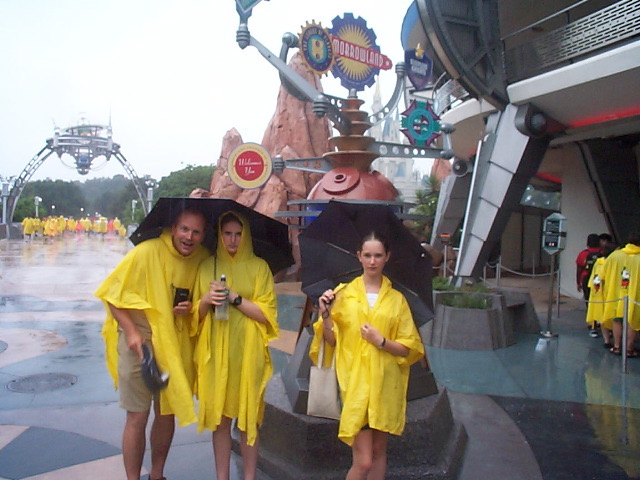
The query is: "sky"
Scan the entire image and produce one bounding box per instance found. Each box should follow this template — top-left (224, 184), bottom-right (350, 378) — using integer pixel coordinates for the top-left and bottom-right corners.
top-left (0, 0), bottom-right (419, 185)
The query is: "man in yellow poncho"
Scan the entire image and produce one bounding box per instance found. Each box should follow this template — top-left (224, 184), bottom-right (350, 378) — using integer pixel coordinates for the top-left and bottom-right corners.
top-left (81, 216), bottom-right (91, 233)
top-left (21, 217), bottom-right (34, 241)
top-left (33, 217), bottom-right (42, 237)
top-left (310, 232), bottom-right (425, 479)
top-left (99, 216), bottom-right (108, 235)
top-left (66, 217), bottom-right (76, 233)
top-left (95, 208), bottom-right (210, 480)
top-left (192, 212), bottom-right (278, 480)
top-left (601, 233), bottom-right (640, 357)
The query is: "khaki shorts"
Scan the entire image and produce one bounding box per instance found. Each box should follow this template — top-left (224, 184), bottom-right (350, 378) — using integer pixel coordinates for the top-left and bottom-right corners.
top-left (117, 312), bottom-right (154, 412)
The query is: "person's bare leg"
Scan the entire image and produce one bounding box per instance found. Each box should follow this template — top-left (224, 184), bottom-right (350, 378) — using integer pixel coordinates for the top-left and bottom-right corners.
top-left (239, 430), bottom-right (260, 480)
top-left (149, 400), bottom-right (175, 480)
top-left (212, 416), bottom-right (232, 480)
top-left (122, 410), bottom-right (149, 480)
top-left (626, 326), bottom-right (637, 355)
top-left (601, 325), bottom-right (612, 346)
top-left (611, 319), bottom-right (623, 351)
top-left (367, 430), bottom-right (388, 480)
top-left (346, 429), bottom-right (373, 480)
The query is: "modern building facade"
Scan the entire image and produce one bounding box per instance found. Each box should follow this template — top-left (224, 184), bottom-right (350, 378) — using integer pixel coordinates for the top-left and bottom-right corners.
top-left (369, 85), bottom-right (424, 203)
top-left (402, 0), bottom-right (640, 296)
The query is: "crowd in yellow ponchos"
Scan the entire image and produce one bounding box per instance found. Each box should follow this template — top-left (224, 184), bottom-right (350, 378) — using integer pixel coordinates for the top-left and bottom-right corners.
top-left (20, 215), bottom-right (128, 239)
top-left (585, 239), bottom-right (640, 355)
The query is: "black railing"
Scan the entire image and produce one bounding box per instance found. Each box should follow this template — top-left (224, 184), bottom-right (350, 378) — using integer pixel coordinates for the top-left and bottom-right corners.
top-left (503, 0), bottom-right (640, 83)
top-left (430, 0), bottom-right (640, 116)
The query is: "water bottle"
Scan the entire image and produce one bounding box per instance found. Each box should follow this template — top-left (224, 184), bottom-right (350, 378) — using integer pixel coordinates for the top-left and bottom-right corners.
top-left (215, 274), bottom-right (229, 321)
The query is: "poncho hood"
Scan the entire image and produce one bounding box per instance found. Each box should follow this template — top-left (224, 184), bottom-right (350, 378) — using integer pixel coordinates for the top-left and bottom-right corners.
top-left (621, 243), bottom-right (640, 255)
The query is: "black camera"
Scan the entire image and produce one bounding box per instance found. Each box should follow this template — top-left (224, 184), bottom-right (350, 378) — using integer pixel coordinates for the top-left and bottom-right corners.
top-left (173, 288), bottom-right (190, 307)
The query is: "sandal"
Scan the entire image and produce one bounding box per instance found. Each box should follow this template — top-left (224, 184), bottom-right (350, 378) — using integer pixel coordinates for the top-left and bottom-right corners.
top-left (627, 349), bottom-right (639, 358)
top-left (610, 346), bottom-right (622, 355)
top-left (603, 342), bottom-right (614, 349)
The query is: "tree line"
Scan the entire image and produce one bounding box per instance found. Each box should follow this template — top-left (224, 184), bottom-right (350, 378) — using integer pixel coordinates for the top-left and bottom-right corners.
top-left (13, 165), bottom-right (215, 223)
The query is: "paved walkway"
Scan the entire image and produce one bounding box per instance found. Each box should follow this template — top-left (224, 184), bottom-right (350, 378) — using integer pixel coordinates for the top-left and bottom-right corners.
top-left (0, 234), bottom-right (639, 479)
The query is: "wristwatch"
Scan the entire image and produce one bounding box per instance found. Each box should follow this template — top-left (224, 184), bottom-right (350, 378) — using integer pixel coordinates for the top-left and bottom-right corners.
top-left (231, 295), bottom-right (243, 307)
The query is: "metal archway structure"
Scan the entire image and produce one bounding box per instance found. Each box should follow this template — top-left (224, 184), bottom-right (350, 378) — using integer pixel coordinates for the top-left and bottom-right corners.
top-left (5, 122), bottom-right (150, 231)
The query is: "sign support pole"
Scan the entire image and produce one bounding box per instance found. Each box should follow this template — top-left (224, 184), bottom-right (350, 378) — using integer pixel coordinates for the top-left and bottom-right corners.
top-left (541, 253), bottom-right (559, 338)
top-left (622, 295), bottom-right (629, 374)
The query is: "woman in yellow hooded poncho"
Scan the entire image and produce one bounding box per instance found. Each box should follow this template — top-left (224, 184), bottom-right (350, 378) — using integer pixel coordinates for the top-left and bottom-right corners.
top-left (193, 212), bottom-right (278, 480)
top-left (601, 233), bottom-right (640, 357)
top-left (310, 231), bottom-right (424, 480)
top-left (585, 241), bottom-right (617, 348)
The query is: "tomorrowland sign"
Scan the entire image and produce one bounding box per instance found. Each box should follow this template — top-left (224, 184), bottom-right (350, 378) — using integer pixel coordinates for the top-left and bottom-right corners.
top-left (299, 13), bottom-right (392, 91)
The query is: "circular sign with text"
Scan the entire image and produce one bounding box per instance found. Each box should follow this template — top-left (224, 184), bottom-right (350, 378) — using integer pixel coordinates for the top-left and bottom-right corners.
top-left (228, 143), bottom-right (273, 189)
top-left (299, 21), bottom-right (334, 75)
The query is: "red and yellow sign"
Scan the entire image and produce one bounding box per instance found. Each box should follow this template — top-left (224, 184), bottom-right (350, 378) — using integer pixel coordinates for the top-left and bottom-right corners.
top-left (329, 13), bottom-right (392, 91)
top-left (331, 36), bottom-right (391, 70)
top-left (228, 143), bottom-right (272, 189)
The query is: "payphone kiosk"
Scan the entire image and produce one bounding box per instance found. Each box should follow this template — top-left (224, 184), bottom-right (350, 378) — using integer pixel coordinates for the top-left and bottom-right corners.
top-left (541, 213), bottom-right (567, 338)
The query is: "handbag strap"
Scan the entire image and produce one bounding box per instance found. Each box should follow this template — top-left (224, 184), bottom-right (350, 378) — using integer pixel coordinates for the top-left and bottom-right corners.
top-left (318, 338), bottom-right (336, 369)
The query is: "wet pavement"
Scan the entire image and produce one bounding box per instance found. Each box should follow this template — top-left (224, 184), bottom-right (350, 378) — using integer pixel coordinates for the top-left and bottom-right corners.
top-left (0, 233), bottom-right (639, 479)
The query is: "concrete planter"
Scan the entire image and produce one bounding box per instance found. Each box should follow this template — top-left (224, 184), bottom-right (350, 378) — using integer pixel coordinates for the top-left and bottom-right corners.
top-left (249, 375), bottom-right (468, 480)
top-left (425, 292), bottom-right (516, 350)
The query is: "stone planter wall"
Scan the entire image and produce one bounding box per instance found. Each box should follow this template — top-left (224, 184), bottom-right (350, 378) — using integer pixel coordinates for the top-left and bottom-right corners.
top-left (424, 292), bottom-right (516, 350)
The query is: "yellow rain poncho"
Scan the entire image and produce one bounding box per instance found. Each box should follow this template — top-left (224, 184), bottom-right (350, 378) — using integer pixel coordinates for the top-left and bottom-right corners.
top-left (95, 230), bottom-right (210, 426)
top-left (22, 217), bottom-right (35, 236)
top-left (586, 257), bottom-right (611, 329)
top-left (192, 214), bottom-right (278, 445)
top-left (309, 275), bottom-right (424, 446)
top-left (602, 243), bottom-right (640, 330)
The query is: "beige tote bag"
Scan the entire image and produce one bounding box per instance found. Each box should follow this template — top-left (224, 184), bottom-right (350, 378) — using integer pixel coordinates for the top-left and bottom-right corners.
top-left (307, 340), bottom-right (342, 420)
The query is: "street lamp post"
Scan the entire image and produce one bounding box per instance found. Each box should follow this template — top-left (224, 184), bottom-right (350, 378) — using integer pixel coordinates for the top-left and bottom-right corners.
top-left (34, 196), bottom-right (42, 218)
top-left (147, 187), bottom-right (154, 215)
top-left (1, 182), bottom-right (9, 225)
top-left (131, 200), bottom-right (137, 222)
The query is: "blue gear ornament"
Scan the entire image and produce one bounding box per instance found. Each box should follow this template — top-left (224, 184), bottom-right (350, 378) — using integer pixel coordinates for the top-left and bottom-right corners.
top-left (400, 100), bottom-right (442, 147)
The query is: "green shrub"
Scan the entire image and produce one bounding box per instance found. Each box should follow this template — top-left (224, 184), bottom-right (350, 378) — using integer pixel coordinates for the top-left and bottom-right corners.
top-left (440, 292), bottom-right (493, 309)
top-left (432, 278), bottom-right (492, 293)
top-left (432, 276), bottom-right (455, 291)
top-left (433, 279), bottom-right (494, 309)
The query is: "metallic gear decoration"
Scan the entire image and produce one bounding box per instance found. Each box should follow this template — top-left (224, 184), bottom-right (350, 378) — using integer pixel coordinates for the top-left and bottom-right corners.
top-left (299, 21), bottom-right (334, 76)
top-left (400, 100), bottom-right (442, 147)
top-left (329, 13), bottom-right (379, 91)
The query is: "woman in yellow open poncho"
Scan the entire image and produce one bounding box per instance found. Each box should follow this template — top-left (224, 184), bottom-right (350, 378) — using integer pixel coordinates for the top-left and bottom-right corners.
top-left (193, 212), bottom-right (278, 480)
top-left (310, 232), bottom-right (424, 480)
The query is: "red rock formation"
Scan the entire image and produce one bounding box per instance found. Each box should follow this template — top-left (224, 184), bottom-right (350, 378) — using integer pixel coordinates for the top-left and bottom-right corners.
top-left (431, 158), bottom-right (452, 183)
top-left (192, 53), bottom-right (331, 280)
top-left (197, 53), bottom-right (330, 216)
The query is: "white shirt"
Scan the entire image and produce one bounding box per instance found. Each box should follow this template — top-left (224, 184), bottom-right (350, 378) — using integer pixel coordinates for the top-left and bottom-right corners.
top-left (366, 292), bottom-right (378, 308)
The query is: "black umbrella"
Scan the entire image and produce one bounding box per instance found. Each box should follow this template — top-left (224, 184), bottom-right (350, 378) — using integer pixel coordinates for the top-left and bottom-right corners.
top-left (141, 343), bottom-right (169, 393)
top-left (299, 201), bottom-right (434, 326)
top-left (130, 197), bottom-right (294, 274)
